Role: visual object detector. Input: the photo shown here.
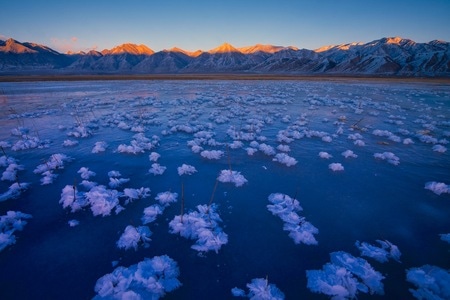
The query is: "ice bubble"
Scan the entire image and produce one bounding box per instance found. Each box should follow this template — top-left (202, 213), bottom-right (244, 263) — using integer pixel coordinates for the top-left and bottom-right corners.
top-left (232, 278), bottom-right (285, 299)
top-left (217, 170), bottom-right (248, 187)
top-left (374, 152), bottom-right (400, 165)
top-left (177, 164), bottom-right (197, 176)
top-left (406, 265), bottom-right (450, 300)
top-left (93, 255), bottom-right (181, 299)
top-left (273, 153), bottom-right (297, 167)
top-left (117, 225), bottom-right (152, 250)
top-left (329, 163), bottom-right (344, 171)
top-left (0, 211), bottom-right (32, 252)
top-left (424, 181), bottom-right (450, 195)
top-left (319, 152), bottom-right (333, 159)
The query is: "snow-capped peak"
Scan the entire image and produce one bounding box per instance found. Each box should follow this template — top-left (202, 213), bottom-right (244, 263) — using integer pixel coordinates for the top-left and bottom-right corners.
top-left (208, 42), bottom-right (240, 54)
top-left (238, 44), bottom-right (298, 54)
top-left (101, 43), bottom-right (154, 55)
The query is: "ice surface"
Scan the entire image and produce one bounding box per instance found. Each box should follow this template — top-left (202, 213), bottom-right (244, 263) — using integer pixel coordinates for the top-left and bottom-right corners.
top-left (93, 255), bottom-right (181, 299)
top-left (406, 265), bottom-right (450, 300)
top-left (1, 80), bottom-right (450, 299)
top-left (0, 211), bottom-right (32, 251)
top-left (267, 193), bottom-right (318, 245)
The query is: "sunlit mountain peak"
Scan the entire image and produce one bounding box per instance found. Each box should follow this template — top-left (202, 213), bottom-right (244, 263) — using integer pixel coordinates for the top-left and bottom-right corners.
top-left (102, 43), bottom-right (154, 55)
top-left (166, 47), bottom-right (203, 57)
top-left (208, 42), bottom-right (240, 54)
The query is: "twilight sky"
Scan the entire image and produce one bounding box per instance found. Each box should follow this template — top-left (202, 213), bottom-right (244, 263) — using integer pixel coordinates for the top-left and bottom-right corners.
top-left (1, 0), bottom-right (449, 53)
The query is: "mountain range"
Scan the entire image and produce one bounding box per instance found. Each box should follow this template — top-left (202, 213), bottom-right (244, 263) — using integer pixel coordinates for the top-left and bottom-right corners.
top-left (1, 37), bottom-right (449, 76)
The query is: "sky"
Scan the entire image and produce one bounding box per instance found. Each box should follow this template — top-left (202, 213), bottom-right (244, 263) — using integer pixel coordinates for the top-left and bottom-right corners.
top-left (1, 0), bottom-right (449, 53)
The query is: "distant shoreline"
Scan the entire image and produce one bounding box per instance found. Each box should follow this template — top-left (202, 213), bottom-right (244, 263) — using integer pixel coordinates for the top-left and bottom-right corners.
top-left (0, 73), bottom-right (449, 84)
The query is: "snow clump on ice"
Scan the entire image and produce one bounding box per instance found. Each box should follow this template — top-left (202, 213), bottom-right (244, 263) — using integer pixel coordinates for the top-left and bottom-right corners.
top-left (231, 277), bottom-right (285, 299)
top-left (177, 164), bottom-right (197, 176)
top-left (169, 204), bottom-right (228, 253)
top-left (329, 163), bottom-right (344, 171)
top-left (306, 251), bottom-right (385, 299)
top-left (267, 193), bottom-right (318, 245)
top-left (93, 255), bottom-right (181, 299)
top-left (406, 265), bottom-right (450, 300)
top-left (273, 153), bottom-right (297, 167)
top-left (0, 211), bottom-right (32, 252)
top-left (374, 152), bottom-right (400, 165)
top-left (92, 141), bottom-right (108, 153)
top-left (217, 169), bottom-right (248, 187)
top-left (424, 181), bottom-right (450, 195)
top-left (319, 151), bottom-right (333, 159)
top-left (116, 225), bottom-right (152, 250)
top-left (355, 240), bottom-right (401, 263)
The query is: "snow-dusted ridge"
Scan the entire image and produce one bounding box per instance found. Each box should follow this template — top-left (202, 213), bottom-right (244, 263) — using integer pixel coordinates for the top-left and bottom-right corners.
top-left (1, 37), bottom-right (449, 76)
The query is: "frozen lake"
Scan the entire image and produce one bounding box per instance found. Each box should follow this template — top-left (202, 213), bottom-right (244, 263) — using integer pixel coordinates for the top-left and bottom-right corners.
top-left (0, 79), bottom-right (449, 299)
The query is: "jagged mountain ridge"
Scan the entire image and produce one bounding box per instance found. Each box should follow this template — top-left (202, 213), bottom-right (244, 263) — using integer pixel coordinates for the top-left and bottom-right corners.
top-left (1, 37), bottom-right (449, 76)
